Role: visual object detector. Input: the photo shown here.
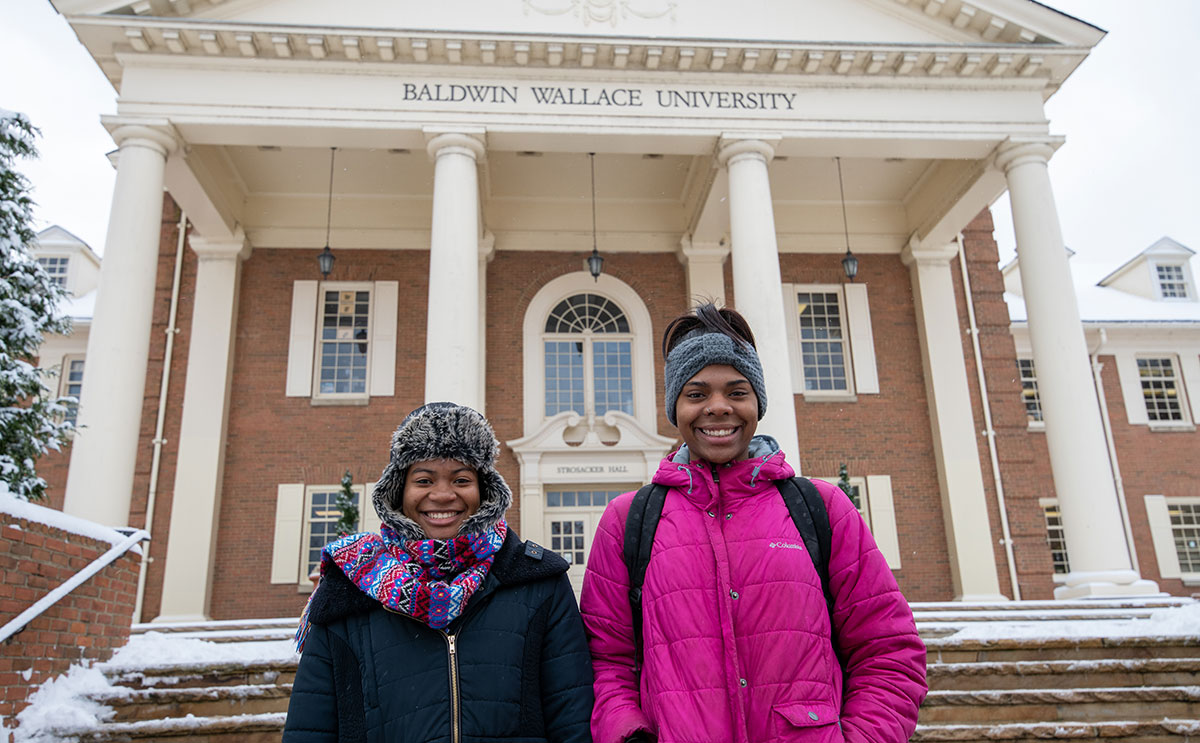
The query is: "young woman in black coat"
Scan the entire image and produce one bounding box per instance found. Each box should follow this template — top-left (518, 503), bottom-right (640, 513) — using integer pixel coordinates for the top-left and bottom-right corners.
top-left (283, 402), bottom-right (594, 743)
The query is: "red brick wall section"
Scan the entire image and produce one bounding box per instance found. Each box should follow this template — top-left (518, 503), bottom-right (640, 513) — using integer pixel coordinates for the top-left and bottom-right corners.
top-left (1097, 352), bottom-right (1200, 594)
top-left (0, 512), bottom-right (139, 726)
top-left (36, 196), bottom-right (189, 626)
top-left (960, 210), bottom-right (1059, 600)
top-left (42, 193), bottom-right (1195, 620)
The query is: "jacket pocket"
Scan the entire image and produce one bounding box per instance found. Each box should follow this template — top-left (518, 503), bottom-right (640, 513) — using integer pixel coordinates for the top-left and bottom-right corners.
top-left (773, 702), bottom-right (843, 741)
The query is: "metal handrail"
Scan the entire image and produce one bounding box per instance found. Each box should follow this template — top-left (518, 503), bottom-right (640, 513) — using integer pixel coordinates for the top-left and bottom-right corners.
top-left (0, 529), bottom-right (150, 644)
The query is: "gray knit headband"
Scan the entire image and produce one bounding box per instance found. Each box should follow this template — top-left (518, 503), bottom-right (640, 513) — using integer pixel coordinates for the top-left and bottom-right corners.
top-left (663, 331), bottom-right (767, 425)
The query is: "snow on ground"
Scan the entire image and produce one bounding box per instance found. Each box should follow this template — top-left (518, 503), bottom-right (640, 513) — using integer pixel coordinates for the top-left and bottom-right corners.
top-left (13, 665), bottom-right (117, 743)
top-left (10, 632), bottom-right (297, 741)
top-left (938, 599), bottom-right (1200, 643)
top-left (8, 599), bottom-right (1198, 740)
top-left (0, 491), bottom-right (137, 548)
top-left (102, 631), bottom-right (298, 670)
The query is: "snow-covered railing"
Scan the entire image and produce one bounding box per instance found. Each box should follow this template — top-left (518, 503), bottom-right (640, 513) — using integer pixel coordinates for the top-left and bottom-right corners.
top-left (0, 527), bottom-right (149, 644)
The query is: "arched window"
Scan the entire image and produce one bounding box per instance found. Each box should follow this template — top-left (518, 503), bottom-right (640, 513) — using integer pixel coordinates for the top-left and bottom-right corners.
top-left (543, 293), bottom-right (634, 417)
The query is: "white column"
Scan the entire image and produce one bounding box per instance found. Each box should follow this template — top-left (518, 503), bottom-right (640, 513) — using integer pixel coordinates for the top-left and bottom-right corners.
top-left (677, 235), bottom-right (730, 306)
top-left (155, 235), bottom-right (250, 622)
top-left (424, 131), bottom-right (485, 409)
top-left (63, 124), bottom-right (177, 527)
top-left (995, 139), bottom-right (1157, 598)
top-left (901, 239), bottom-right (1005, 601)
top-left (477, 231), bottom-right (496, 413)
top-left (716, 136), bottom-right (799, 461)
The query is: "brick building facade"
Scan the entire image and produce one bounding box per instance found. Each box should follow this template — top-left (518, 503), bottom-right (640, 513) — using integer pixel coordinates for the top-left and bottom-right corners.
top-left (29, 0), bottom-right (1199, 622)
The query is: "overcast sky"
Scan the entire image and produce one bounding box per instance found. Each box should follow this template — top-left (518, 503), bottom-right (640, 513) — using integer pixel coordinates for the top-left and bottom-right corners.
top-left (4, 0), bottom-right (1197, 268)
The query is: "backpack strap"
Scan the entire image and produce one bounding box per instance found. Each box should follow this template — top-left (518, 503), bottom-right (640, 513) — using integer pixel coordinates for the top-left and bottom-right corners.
top-left (623, 482), bottom-right (668, 674)
top-left (778, 477), bottom-right (835, 622)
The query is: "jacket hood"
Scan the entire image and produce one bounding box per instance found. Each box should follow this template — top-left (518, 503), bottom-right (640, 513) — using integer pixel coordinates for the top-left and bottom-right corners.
top-left (372, 402), bottom-right (512, 539)
top-left (652, 434), bottom-right (795, 503)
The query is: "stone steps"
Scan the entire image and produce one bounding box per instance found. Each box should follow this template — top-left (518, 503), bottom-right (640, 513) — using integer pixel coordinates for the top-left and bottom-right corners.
top-left (61, 712), bottom-right (286, 742)
top-left (108, 659), bottom-right (298, 691)
top-left (925, 634), bottom-right (1200, 663)
top-left (913, 720), bottom-right (1200, 743)
top-left (927, 657), bottom-right (1200, 691)
top-left (97, 684), bottom-right (293, 723)
top-left (919, 686), bottom-right (1200, 725)
top-left (21, 598), bottom-right (1199, 741)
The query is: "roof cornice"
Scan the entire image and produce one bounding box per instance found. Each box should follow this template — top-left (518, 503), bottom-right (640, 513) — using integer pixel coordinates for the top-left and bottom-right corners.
top-left (71, 15), bottom-right (1091, 94)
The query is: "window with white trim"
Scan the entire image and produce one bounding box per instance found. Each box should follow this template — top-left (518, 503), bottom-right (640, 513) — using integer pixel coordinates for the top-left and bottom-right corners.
top-left (60, 356), bottom-right (84, 425)
top-left (1041, 501), bottom-right (1070, 575)
top-left (285, 280), bottom-right (398, 401)
top-left (301, 485), bottom-right (363, 579)
top-left (782, 283), bottom-right (879, 397)
top-left (520, 273), bottom-right (659, 435)
top-left (1017, 358), bottom-right (1043, 425)
top-left (37, 256), bottom-right (69, 287)
top-left (271, 481), bottom-right (382, 588)
top-left (1155, 264), bottom-right (1190, 299)
top-left (1168, 501), bottom-right (1200, 575)
top-left (1138, 357), bottom-right (1186, 423)
top-left (796, 291), bottom-right (850, 392)
top-left (1146, 495), bottom-right (1200, 582)
top-left (543, 294), bottom-right (634, 418)
top-left (544, 486), bottom-right (630, 593)
top-left (317, 288), bottom-right (371, 398)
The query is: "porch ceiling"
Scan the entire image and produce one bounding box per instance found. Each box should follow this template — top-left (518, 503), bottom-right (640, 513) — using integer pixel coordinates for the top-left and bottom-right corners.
top-left (205, 144), bottom-right (940, 252)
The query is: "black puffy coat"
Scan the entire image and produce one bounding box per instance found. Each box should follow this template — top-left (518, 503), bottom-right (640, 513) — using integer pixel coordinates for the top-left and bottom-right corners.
top-left (282, 530), bottom-right (594, 743)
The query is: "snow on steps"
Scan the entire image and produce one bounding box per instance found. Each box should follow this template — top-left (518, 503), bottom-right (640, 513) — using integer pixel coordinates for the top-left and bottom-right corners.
top-left (62, 712), bottom-right (287, 742)
top-left (913, 719), bottom-right (1200, 743)
top-left (17, 598), bottom-right (1200, 742)
top-left (920, 685), bottom-right (1200, 724)
top-left (927, 657), bottom-right (1200, 691)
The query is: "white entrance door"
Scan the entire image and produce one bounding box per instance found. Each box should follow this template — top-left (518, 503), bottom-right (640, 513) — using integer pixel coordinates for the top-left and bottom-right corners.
top-left (543, 486), bottom-right (634, 595)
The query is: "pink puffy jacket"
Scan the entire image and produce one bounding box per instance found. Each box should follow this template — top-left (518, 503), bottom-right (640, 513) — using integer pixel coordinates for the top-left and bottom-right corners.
top-left (580, 441), bottom-right (927, 743)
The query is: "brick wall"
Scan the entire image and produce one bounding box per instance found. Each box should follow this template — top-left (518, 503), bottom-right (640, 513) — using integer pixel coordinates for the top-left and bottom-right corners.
top-left (1092, 355), bottom-right (1200, 593)
top-left (960, 211), bottom-right (1060, 600)
top-left (0, 506), bottom-right (140, 727)
top-left (35, 197), bottom-right (188, 625)
top-left (36, 196), bottom-right (1195, 619)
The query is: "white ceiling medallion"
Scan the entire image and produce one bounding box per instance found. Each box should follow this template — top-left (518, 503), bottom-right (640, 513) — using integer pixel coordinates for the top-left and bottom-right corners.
top-left (523, 0), bottom-right (677, 27)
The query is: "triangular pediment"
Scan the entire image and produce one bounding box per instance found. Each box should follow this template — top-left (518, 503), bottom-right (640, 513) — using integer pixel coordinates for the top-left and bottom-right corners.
top-left (55, 0), bottom-right (1102, 47)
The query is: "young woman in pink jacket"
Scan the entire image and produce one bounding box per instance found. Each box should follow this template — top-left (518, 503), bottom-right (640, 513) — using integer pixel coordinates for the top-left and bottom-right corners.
top-left (580, 303), bottom-right (927, 743)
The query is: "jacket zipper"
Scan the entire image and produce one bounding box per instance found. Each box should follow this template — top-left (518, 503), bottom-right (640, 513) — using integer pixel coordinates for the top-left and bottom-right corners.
top-left (444, 631), bottom-right (462, 743)
top-left (384, 588), bottom-right (496, 743)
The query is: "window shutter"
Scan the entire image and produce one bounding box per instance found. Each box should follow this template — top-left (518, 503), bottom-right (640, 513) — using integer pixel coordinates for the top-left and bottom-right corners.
top-left (865, 475), bottom-right (901, 569)
top-left (270, 484), bottom-right (306, 584)
top-left (1144, 494), bottom-right (1181, 579)
top-left (361, 482), bottom-right (382, 534)
top-left (844, 284), bottom-right (879, 394)
top-left (780, 284), bottom-right (804, 393)
top-left (286, 281), bottom-right (318, 397)
top-left (1114, 352), bottom-right (1149, 425)
top-left (370, 281), bottom-right (398, 397)
top-left (1179, 353), bottom-right (1200, 423)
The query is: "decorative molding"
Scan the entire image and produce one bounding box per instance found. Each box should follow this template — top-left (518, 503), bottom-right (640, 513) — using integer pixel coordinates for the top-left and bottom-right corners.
top-left (521, 0), bottom-right (676, 27)
top-left (72, 16), bottom-right (1088, 93)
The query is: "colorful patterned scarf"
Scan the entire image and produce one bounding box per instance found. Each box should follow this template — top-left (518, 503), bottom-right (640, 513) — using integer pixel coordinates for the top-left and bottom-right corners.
top-left (296, 520), bottom-right (507, 651)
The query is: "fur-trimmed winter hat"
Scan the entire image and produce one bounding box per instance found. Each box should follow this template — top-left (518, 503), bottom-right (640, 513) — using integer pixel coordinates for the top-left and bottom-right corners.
top-left (372, 402), bottom-right (512, 540)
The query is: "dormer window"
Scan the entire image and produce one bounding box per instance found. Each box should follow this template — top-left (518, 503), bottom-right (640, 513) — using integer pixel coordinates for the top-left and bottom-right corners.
top-left (37, 256), bottom-right (69, 287)
top-left (1156, 263), bottom-right (1190, 299)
